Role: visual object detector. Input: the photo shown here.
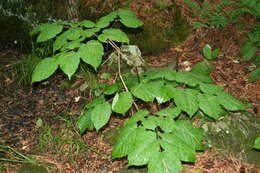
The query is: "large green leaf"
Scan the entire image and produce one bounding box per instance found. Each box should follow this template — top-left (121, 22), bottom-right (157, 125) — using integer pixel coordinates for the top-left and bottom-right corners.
top-left (37, 24), bottom-right (63, 42)
top-left (31, 57), bottom-right (58, 83)
top-left (95, 12), bottom-right (118, 28)
top-left (156, 106), bottom-right (181, 119)
top-left (112, 124), bottom-right (138, 159)
top-left (172, 120), bottom-right (203, 150)
top-left (131, 81), bottom-right (173, 103)
top-left (78, 40), bottom-right (104, 70)
top-left (199, 83), bottom-right (224, 95)
top-left (128, 128), bottom-right (160, 166)
top-left (173, 89), bottom-right (199, 117)
top-left (253, 136), bottom-right (260, 149)
top-left (148, 151), bottom-right (182, 173)
top-left (216, 92), bottom-right (246, 111)
top-left (159, 133), bottom-right (196, 162)
top-left (62, 27), bottom-right (83, 41)
top-left (104, 83), bottom-right (122, 95)
top-left (197, 94), bottom-right (226, 120)
top-left (98, 29), bottom-right (129, 43)
top-left (120, 17), bottom-right (144, 28)
top-left (112, 92), bottom-right (133, 114)
top-left (175, 72), bottom-right (202, 87)
top-left (60, 40), bottom-right (82, 51)
top-left (85, 96), bottom-right (106, 109)
top-left (53, 35), bottom-right (67, 52)
top-left (58, 51), bottom-right (80, 79)
top-left (91, 102), bottom-right (111, 131)
top-left (30, 23), bottom-right (52, 35)
top-left (191, 61), bottom-right (212, 76)
top-left (79, 20), bottom-right (95, 28)
top-left (77, 109), bottom-right (94, 134)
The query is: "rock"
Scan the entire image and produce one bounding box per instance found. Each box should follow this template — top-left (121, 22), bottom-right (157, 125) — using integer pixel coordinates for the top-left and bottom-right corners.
top-left (202, 111), bottom-right (260, 165)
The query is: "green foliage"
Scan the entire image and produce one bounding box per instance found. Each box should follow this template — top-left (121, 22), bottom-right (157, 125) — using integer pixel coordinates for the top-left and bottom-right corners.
top-left (249, 67), bottom-right (260, 82)
top-left (30, 9), bottom-right (143, 83)
top-left (202, 44), bottom-right (220, 60)
top-left (184, 0), bottom-right (260, 29)
top-left (253, 136), bottom-right (260, 149)
top-left (77, 61), bottom-right (247, 172)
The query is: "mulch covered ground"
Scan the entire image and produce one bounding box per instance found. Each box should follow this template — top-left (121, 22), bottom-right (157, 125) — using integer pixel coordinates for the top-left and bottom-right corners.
top-left (0, 0), bottom-right (259, 173)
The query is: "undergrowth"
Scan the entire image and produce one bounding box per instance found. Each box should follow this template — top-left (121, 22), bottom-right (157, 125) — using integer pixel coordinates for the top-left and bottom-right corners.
top-left (29, 8), bottom-right (251, 173)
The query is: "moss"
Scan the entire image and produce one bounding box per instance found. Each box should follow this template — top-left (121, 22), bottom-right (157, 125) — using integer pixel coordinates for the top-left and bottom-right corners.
top-left (125, 5), bottom-right (190, 55)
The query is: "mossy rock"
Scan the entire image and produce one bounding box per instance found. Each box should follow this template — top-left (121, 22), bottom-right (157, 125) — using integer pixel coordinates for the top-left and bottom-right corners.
top-left (202, 111), bottom-right (260, 165)
top-left (124, 5), bottom-right (190, 55)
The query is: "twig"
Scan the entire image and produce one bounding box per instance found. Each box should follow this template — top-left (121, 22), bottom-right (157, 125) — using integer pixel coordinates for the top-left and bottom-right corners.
top-left (107, 39), bottom-right (139, 111)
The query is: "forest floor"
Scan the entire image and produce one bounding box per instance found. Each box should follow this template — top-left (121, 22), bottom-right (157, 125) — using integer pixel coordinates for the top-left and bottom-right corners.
top-left (0, 0), bottom-right (260, 173)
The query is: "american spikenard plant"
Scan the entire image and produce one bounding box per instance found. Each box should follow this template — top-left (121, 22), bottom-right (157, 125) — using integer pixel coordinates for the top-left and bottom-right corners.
top-left (30, 8), bottom-right (144, 83)
top-left (30, 9), bottom-right (249, 173)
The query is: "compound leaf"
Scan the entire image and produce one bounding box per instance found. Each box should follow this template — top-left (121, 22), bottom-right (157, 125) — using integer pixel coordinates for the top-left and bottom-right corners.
top-left (112, 92), bottom-right (133, 114)
top-left (91, 102), bottom-right (111, 131)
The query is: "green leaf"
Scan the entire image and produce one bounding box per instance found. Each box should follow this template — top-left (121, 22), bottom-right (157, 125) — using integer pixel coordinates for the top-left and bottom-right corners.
top-left (30, 23), bottom-right (52, 35)
top-left (37, 24), bottom-right (63, 42)
top-left (62, 27), bottom-right (83, 41)
top-left (128, 128), bottom-right (160, 166)
top-left (104, 83), bottom-right (122, 95)
top-left (156, 117), bottom-right (176, 133)
top-left (112, 92), bottom-right (133, 114)
top-left (78, 40), bottom-right (104, 70)
top-left (120, 17), bottom-right (144, 28)
top-left (192, 21), bottom-right (209, 29)
top-left (141, 116), bottom-right (159, 130)
top-left (80, 20), bottom-right (95, 28)
top-left (176, 72), bottom-right (202, 87)
top-left (53, 35), bottom-right (67, 52)
top-left (112, 124), bottom-right (138, 158)
top-left (203, 44), bottom-right (212, 60)
top-left (253, 136), bottom-right (260, 149)
top-left (148, 151), bottom-right (182, 173)
top-left (240, 41), bottom-right (257, 61)
top-left (98, 29), bottom-right (129, 43)
top-left (85, 96), bottom-right (106, 109)
top-left (199, 83), bottom-right (224, 95)
top-left (77, 109), bottom-right (94, 134)
top-left (32, 57), bottom-right (58, 83)
top-left (191, 61), bottom-right (212, 76)
top-left (82, 28), bottom-right (100, 38)
top-left (173, 120), bottom-right (203, 150)
top-left (126, 109), bottom-right (149, 125)
top-left (197, 94), bottom-right (226, 120)
top-left (216, 92), bottom-right (246, 111)
top-left (156, 106), bottom-right (181, 119)
top-left (95, 12), bottom-right (118, 28)
top-left (131, 83), bottom-right (155, 102)
top-left (212, 48), bottom-right (220, 59)
top-left (249, 68), bottom-right (260, 82)
top-left (159, 132), bottom-right (196, 162)
top-left (58, 51), bottom-right (80, 79)
top-left (60, 40), bottom-right (82, 51)
top-left (173, 89), bottom-right (199, 117)
top-left (91, 102), bottom-right (111, 131)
